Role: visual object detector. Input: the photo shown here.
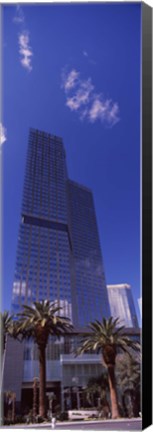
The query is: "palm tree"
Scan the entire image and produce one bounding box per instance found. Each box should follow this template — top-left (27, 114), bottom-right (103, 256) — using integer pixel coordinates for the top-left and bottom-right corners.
top-left (0, 311), bottom-right (17, 393)
top-left (4, 390), bottom-right (16, 422)
top-left (16, 300), bottom-right (72, 417)
top-left (0, 311), bottom-right (14, 353)
top-left (77, 317), bottom-right (140, 419)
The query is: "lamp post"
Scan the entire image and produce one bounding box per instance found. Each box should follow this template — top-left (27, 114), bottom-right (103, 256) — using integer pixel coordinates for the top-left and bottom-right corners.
top-left (63, 388), bottom-right (71, 410)
top-left (82, 386), bottom-right (86, 409)
top-left (72, 377), bottom-right (80, 410)
top-left (46, 392), bottom-right (54, 421)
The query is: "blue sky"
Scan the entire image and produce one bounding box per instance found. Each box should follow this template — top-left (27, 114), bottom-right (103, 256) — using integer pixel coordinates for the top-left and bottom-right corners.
top-left (2, 3), bottom-right (141, 321)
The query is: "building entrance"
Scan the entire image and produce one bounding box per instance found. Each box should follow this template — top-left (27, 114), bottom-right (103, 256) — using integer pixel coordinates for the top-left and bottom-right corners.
top-left (21, 382), bottom-right (61, 416)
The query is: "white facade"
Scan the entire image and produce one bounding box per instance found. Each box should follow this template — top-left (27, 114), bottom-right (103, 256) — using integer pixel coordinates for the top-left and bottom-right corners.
top-left (138, 297), bottom-right (142, 318)
top-left (107, 284), bottom-right (138, 328)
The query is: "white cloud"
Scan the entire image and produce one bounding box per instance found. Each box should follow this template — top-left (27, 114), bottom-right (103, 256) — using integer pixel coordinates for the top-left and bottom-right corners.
top-left (0, 123), bottom-right (7, 146)
top-left (19, 31), bottom-right (33, 72)
top-left (13, 7), bottom-right (33, 72)
top-left (62, 68), bottom-right (120, 127)
top-left (66, 78), bottom-right (94, 111)
top-left (13, 5), bottom-right (25, 23)
top-left (62, 69), bottom-right (79, 92)
top-left (89, 96), bottom-right (120, 126)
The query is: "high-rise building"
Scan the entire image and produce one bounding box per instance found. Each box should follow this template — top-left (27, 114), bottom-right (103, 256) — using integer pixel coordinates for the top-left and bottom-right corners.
top-left (4, 129), bottom-right (140, 411)
top-left (11, 129), bottom-right (74, 323)
top-left (68, 180), bottom-right (109, 327)
top-left (11, 128), bottom-right (110, 327)
top-left (107, 284), bottom-right (138, 328)
top-left (3, 128), bottom-right (112, 409)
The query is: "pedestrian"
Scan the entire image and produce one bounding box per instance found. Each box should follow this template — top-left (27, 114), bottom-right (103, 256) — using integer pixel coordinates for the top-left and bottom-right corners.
top-left (51, 416), bottom-right (56, 429)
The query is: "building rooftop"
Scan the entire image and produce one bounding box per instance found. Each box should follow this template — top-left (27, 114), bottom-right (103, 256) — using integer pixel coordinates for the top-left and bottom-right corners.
top-left (68, 179), bottom-right (92, 193)
top-left (107, 284), bottom-right (131, 289)
top-left (29, 127), bottom-right (63, 142)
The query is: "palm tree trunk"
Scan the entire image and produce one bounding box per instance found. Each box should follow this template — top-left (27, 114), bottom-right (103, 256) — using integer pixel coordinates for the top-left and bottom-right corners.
top-left (128, 390), bottom-right (134, 417)
top-left (107, 365), bottom-right (120, 419)
top-left (33, 378), bottom-right (38, 419)
top-left (1, 335), bottom-right (7, 394)
top-left (38, 345), bottom-right (46, 417)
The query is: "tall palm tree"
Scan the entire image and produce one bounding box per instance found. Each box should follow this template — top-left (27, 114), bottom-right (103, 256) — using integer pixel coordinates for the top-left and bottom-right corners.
top-left (0, 311), bottom-right (17, 393)
top-left (77, 317), bottom-right (140, 419)
top-left (16, 300), bottom-right (72, 417)
top-left (4, 390), bottom-right (16, 422)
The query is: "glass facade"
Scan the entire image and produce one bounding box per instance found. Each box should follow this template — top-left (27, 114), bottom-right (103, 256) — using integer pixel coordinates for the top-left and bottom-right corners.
top-left (11, 128), bottom-right (110, 327)
top-left (22, 336), bottom-right (103, 385)
top-left (12, 129), bottom-right (73, 321)
top-left (107, 284), bottom-right (138, 328)
top-left (68, 180), bottom-right (110, 326)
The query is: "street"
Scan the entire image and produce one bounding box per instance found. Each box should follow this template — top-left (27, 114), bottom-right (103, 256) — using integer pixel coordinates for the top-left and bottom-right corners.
top-left (50, 420), bottom-right (142, 431)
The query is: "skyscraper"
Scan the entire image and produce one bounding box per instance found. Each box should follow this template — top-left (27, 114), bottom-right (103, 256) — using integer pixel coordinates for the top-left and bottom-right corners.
top-left (11, 128), bottom-right (110, 327)
top-left (11, 129), bottom-right (74, 324)
top-left (107, 284), bottom-right (138, 328)
top-left (4, 129), bottom-right (139, 410)
top-left (68, 180), bottom-right (109, 327)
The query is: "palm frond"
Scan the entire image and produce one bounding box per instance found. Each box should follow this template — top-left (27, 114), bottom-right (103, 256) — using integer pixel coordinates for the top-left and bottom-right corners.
top-left (76, 316), bottom-right (140, 364)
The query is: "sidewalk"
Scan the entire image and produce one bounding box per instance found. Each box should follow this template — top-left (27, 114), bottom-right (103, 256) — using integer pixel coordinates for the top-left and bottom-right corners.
top-left (0, 417), bottom-right (142, 429)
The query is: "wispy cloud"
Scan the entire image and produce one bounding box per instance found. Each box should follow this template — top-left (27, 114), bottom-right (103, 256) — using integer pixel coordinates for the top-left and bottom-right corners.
top-left (83, 50), bottom-right (88, 57)
top-left (0, 123), bottom-right (7, 146)
top-left (66, 79), bottom-right (94, 111)
top-left (88, 96), bottom-right (120, 126)
top-left (62, 68), bottom-right (120, 127)
top-left (13, 5), bottom-right (25, 23)
top-left (62, 69), bottom-right (80, 92)
top-left (83, 50), bottom-right (96, 65)
top-left (13, 6), bottom-right (33, 72)
top-left (18, 31), bottom-right (33, 72)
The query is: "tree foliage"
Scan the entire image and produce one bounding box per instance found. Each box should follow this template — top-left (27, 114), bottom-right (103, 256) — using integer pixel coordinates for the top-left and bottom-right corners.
top-left (116, 353), bottom-right (140, 417)
top-left (16, 300), bottom-right (72, 417)
top-left (77, 317), bottom-right (140, 419)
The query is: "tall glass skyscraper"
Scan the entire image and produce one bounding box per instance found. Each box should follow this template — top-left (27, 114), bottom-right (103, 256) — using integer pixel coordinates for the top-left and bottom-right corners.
top-left (4, 129), bottom-right (139, 410)
top-left (68, 180), bottom-right (109, 327)
top-left (11, 128), bottom-right (110, 327)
